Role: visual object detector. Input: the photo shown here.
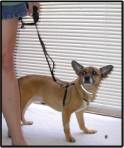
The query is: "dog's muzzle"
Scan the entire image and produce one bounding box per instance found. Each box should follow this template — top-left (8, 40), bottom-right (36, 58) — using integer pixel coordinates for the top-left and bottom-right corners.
top-left (81, 76), bottom-right (94, 95)
top-left (84, 76), bottom-right (94, 84)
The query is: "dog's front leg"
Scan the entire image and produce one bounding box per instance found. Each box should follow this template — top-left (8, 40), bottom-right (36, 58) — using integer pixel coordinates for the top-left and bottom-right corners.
top-left (62, 109), bottom-right (75, 142)
top-left (75, 111), bottom-right (97, 134)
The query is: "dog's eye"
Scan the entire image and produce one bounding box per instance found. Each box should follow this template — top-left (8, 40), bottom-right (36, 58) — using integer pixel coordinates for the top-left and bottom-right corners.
top-left (92, 71), bottom-right (97, 76)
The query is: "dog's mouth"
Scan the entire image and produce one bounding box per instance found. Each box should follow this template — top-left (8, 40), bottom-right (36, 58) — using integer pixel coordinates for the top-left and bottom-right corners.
top-left (83, 83), bottom-right (93, 87)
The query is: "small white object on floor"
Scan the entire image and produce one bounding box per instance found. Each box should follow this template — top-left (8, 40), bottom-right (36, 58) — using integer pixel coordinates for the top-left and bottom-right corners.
top-left (2, 103), bottom-right (121, 146)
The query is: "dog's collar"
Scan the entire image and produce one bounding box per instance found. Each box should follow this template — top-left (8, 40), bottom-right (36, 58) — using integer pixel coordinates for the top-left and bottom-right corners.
top-left (81, 84), bottom-right (93, 96)
top-left (83, 99), bottom-right (89, 105)
top-left (80, 84), bottom-right (93, 104)
top-left (62, 82), bottom-right (92, 106)
top-left (74, 81), bottom-right (92, 103)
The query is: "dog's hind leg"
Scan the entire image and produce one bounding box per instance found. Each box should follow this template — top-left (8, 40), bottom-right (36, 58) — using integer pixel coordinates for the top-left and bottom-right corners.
top-left (21, 106), bottom-right (33, 126)
top-left (21, 116), bottom-right (33, 125)
top-left (8, 128), bottom-right (11, 138)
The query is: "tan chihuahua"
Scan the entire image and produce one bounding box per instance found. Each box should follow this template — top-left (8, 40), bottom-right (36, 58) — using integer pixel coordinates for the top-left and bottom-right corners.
top-left (18, 60), bottom-right (113, 142)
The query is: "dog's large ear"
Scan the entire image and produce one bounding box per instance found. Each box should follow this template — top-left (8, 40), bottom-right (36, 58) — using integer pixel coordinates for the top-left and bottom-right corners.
top-left (71, 60), bottom-right (84, 76)
top-left (100, 65), bottom-right (113, 78)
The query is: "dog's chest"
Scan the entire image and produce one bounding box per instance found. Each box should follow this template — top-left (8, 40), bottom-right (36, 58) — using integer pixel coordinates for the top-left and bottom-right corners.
top-left (75, 100), bottom-right (88, 112)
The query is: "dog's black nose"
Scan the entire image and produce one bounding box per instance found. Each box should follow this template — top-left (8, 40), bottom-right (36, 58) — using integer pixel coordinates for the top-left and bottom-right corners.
top-left (84, 76), bottom-right (90, 83)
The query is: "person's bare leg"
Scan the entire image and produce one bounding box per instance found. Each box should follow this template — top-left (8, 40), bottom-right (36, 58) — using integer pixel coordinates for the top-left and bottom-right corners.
top-left (2, 18), bottom-right (26, 145)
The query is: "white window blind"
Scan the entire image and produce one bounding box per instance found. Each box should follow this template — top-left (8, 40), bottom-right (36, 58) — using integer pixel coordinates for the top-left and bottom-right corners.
top-left (14, 2), bottom-right (122, 117)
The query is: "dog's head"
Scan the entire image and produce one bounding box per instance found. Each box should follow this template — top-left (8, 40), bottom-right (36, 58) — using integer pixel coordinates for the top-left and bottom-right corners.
top-left (71, 60), bottom-right (113, 93)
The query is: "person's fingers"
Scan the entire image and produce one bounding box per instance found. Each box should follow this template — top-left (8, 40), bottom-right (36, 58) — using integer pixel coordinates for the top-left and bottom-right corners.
top-left (34, 2), bottom-right (40, 12)
top-left (28, 3), bottom-right (33, 16)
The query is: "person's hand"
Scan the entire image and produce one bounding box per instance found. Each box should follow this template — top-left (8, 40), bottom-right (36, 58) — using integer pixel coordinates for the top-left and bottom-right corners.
top-left (27, 2), bottom-right (40, 16)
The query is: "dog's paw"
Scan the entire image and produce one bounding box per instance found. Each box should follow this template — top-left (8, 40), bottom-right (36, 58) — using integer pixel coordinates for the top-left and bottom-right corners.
top-left (8, 130), bottom-right (11, 138)
top-left (67, 137), bottom-right (76, 143)
top-left (84, 128), bottom-right (97, 134)
top-left (22, 121), bottom-right (33, 125)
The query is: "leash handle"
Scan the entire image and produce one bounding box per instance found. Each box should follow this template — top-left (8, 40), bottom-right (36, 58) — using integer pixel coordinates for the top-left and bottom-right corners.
top-left (26, 3), bottom-right (39, 24)
top-left (19, 5), bottom-right (39, 27)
